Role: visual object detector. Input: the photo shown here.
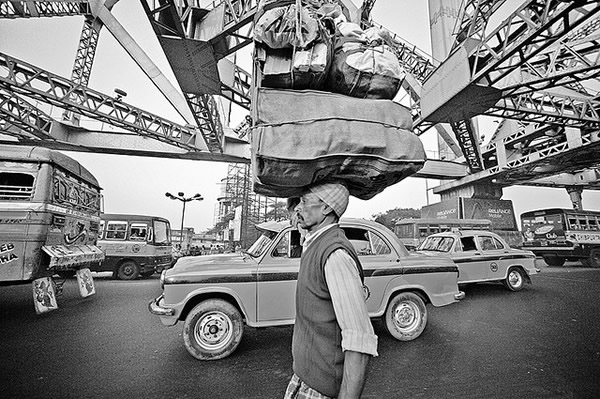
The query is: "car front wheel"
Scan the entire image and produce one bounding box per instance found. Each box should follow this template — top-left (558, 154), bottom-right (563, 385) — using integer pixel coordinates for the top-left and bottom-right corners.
top-left (383, 292), bottom-right (427, 341)
top-left (503, 267), bottom-right (525, 292)
top-left (183, 299), bottom-right (243, 360)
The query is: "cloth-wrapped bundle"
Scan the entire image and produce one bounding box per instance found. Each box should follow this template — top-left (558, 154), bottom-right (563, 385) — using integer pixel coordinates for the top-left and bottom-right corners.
top-left (253, 0), bottom-right (321, 49)
top-left (251, 88), bottom-right (425, 200)
top-left (253, 0), bottom-right (338, 90)
top-left (326, 22), bottom-right (405, 99)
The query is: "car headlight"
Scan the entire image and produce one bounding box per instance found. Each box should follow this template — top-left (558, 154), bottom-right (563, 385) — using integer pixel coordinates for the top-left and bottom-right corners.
top-left (160, 269), bottom-right (167, 289)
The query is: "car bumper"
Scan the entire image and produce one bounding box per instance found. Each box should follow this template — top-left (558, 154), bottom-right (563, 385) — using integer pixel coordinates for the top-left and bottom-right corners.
top-left (148, 294), bottom-right (178, 325)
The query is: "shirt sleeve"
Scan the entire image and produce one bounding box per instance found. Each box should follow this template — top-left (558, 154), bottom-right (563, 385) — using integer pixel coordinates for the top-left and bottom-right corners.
top-left (325, 249), bottom-right (378, 357)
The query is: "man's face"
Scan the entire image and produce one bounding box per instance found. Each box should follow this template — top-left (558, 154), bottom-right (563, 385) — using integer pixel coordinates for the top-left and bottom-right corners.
top-left (296, 193), bottom-right (326, 231)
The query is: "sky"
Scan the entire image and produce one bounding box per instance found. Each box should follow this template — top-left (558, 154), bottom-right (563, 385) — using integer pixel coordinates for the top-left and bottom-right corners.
top-left (0, 0), bottom-right (598, 232)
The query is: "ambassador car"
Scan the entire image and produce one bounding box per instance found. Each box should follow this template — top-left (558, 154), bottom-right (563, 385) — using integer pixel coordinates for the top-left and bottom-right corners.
top-left (417, 230), bottom-right (540, 291)
top-left (149, 218), bottom-right (465, 360)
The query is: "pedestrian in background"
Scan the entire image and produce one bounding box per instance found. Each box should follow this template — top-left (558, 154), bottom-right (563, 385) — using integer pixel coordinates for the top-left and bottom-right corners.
top-left (284, 182), bottom-right (378, 399)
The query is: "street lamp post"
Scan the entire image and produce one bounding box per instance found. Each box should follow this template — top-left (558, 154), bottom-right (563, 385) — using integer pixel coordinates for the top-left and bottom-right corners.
top-left (165, 191), bottom-right (203, 251)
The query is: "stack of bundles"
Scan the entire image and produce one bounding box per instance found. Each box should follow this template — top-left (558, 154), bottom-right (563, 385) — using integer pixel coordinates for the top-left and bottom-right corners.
top-left (253, 0), bottom-right (339, 90)
top-left (326, 22), bottom-right (405, 99)
top-left (251, 1), bottom-right (421, 200)
top-left (251, 88), bottom-right (426, 200)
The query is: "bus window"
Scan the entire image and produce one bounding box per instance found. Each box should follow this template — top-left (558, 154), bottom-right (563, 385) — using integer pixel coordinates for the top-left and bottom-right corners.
top-left (106, 221), bottom-right (127, 240)
top-left (418, 227), bottom-right (428, 238)
top-left (129, 223), bottom-right (148, 241)
top-left (0, 172), bottom-right (35, 200)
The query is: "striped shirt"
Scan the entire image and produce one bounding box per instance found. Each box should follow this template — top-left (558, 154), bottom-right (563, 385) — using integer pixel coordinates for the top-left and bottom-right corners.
top-left (303, 224), bottom-right (378, 357)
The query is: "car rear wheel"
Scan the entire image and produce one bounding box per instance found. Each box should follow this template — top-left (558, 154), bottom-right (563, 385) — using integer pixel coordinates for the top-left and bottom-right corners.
top-left (116, 261), bottom-right (140, 280)
top-left (183, 299), bottom-right (243, 360)
top-left (383, 292), bottom-right (427, 341)
top-left (503, 267), bottom-right (525, 292)
top-left (543, 255), bottom-right (565, 267)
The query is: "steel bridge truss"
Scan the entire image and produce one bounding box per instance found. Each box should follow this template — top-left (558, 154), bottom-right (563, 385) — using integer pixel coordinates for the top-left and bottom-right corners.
top-left (0, 52), bottom-right (202, 151)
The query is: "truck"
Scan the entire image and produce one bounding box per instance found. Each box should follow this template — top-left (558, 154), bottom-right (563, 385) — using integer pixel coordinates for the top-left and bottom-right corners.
top-left (0, 145), bottom-right (104, 313)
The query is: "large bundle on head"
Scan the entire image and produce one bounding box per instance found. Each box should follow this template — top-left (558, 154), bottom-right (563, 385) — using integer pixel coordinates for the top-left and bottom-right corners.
top-left (251, 88), bottom-right (426, 200)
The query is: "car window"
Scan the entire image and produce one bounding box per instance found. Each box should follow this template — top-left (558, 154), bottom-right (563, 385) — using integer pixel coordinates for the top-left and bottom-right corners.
top-left (478, 236), bottom-right (496, 251)
top-left (272, 231), bottom-right (289, 258)
top-left (458, 236), bottom-right (477, 252)
top-left (246, 231), bottom-right (278, 257)
top-left (493, 237), bottom-right (505, 249)
top-left (368, 231), bottom-right (391, 255)
top-left (418, 236), bottom-right (454, 252)
top-left (270, 230), bottom-right (303, 258)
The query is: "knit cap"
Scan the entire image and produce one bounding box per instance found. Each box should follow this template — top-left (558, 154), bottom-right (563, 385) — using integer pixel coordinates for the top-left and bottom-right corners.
top-left (307, 182), bottom-right (349, 218)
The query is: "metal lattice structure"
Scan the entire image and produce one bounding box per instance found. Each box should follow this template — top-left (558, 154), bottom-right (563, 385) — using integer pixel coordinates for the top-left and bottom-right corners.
top-left (1, 0), bottom-right (600, 208)
top-left (215, 163), bottom-right (281, 247)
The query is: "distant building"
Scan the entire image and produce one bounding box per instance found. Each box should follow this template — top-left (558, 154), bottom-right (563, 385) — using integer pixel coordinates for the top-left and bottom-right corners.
top-left (171, 227), bottom-right (195, 254)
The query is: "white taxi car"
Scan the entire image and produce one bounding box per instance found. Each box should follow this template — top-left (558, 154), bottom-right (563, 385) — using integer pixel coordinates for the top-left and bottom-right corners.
top-left (417, 230), bottom-right (540, 292)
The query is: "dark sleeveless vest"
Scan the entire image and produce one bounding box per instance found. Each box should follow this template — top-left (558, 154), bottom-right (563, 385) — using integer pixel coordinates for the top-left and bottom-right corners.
top-left (292, 225), bottom-right (364, 397)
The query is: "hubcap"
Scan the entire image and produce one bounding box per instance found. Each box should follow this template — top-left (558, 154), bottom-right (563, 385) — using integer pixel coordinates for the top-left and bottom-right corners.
top-left (393, 302), bottom-right (418, 331)
top-left (509, 271), bottom-right (522, 287)
top-left (195, 311), bottom-right (233, 351)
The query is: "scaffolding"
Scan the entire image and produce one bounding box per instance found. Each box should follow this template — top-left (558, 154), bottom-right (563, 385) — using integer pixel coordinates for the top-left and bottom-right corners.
top-left (214, 163), bottom-right (284, 248)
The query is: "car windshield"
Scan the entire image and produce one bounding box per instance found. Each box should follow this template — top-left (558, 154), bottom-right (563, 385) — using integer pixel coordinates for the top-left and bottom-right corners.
top-left (245, 232), bottom-right (278, 257)
top-left (418, 236), bottom-right (455, 252)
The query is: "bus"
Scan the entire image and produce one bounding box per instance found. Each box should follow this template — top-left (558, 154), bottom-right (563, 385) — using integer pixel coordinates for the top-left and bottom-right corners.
top-left (96, 213), bottom-right (173, 280)
top-left (521, 208), bottom-right (600, 267)
top-left (394, 218), bottom-right (492, 250)
top-left (0, 145), bottom-right (104, 314)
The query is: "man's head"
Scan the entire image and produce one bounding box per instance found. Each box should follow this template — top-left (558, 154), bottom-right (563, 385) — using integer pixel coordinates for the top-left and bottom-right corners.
top-left (296, 182), bottom-right (349, 232)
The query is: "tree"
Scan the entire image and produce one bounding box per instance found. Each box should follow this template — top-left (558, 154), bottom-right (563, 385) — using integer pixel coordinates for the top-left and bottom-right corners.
top-left (372, 207), bottom-right (421, 231)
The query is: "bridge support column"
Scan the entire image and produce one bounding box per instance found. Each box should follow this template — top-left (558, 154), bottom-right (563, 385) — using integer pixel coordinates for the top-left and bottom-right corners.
top-left (566, 186), bottom-right (583, 210)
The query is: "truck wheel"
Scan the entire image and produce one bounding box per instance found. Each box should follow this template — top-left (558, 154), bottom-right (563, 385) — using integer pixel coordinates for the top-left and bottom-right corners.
top-left (589, 249), bottom-right (600, 268)
top-left (183, 299), bottom-right (243, 360)
top-left (116, 261), bottom-right (140, 280)
top-left (503, 267), bottom-right (525, 292)
top-left (383, 292), bottom-right (427, 341)
top-left (543, 255), bottom-right (565, 267)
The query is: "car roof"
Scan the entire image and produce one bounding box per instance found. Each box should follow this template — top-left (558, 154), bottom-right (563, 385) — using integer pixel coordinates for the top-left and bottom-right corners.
top-left (428, 230), bottom-right (500, 237)
top-left (254, 218), bottom-right (393, 235)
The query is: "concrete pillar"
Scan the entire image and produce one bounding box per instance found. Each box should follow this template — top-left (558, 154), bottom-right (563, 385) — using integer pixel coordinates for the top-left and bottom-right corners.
top-left (566, 186), bottom-right (583, 210)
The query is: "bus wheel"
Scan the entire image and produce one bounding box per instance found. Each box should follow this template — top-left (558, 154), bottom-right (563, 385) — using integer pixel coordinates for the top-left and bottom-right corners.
top-left (116, 261), bottom-right (140, 280)
top-left (589, 249), bottom-right (600, 268)
top-left (503, 268), bottom-right (525, 292)
top-left (543, 256), bottom-right (565, 267)
top-left (383, 292), bottom-right (427, 341)
top-left (183, 299), bottom-right (243, 360)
